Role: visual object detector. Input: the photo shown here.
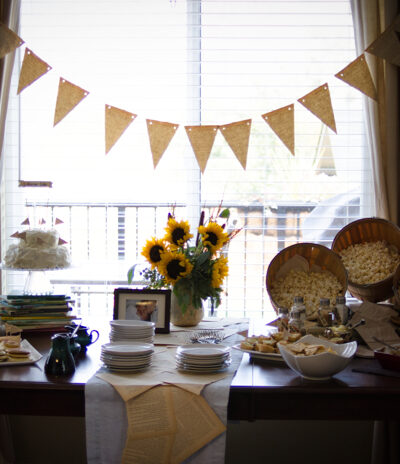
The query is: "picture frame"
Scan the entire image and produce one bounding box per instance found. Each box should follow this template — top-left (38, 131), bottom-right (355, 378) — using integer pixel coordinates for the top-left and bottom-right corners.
top-left (113, 288), bottom-right (171, 334)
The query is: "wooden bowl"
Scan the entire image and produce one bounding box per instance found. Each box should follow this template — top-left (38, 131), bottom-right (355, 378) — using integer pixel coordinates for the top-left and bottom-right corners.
top-left (392, 264), bottom-right (400, 308)
top-left (331, 217), bottom-right (400, 303)
top-left (266, 242), bottom-right (348, 314)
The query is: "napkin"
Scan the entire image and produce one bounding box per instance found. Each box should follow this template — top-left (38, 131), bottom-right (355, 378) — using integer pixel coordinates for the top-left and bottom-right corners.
top-left (351, 302), bottom-right (400, 352)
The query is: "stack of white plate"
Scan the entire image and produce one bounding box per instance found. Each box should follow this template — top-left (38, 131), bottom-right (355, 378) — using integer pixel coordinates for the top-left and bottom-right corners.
top-left (109, 320), bottom-right (155, 343)
top-left (101, 342), bottom-right (154, 372)
top-left (176, 344), bottom-right (231, 373)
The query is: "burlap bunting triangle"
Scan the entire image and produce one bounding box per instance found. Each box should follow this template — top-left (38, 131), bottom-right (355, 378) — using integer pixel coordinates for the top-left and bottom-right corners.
top-left (335, 54), bottom-right (377, 100)
top-left (54, 78), bottom-right (89, 126)
top-left (262, 104), bottom-right (295, 155)
top-left (219, 119), bottom-right (251, 169)
top-left (146, 119), bottom-right (179, 168)
top-left (298, 83), bottom-right (337, 133)
top-left (105, 105), bottom-right (137, 154)
top-left (0, 23), bottom-right (24, 59)
top-left (367, 23), bottom-right (400, 67)
top-left (17, 48), bottom-right (52, 94)
top-left (185, 125), bottom-right (218, 173)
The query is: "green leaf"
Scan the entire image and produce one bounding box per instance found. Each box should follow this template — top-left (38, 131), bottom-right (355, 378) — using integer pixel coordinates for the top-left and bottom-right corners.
top-left (219, 208), bottom-right (230, 219)
top-left (196, 250), bottom-right (211, 267)
top-left (127, 265), bottom-right (136, 284)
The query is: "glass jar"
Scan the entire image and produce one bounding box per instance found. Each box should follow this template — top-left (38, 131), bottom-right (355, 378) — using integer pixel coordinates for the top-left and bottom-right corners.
top-left (289, 296), bottom-right (306, 333)
top-left (318, 298), bottom-right (333, 327)
top-left (277, 307), bottom-right (289, 332)
top-left (334, 295), bottom-right (349, 325)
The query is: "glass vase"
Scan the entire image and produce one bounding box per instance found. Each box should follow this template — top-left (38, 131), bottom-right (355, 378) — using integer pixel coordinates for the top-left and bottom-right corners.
top-left (170, 293), bottom-right (204, 327)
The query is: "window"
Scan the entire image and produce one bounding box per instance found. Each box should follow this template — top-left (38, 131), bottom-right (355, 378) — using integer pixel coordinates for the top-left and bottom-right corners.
top-left (2, 0), bottom-right (373, 319)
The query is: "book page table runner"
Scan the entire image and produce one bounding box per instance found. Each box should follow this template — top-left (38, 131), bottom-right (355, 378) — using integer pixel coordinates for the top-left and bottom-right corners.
top-left (85, 341), bottom-right (244, 464)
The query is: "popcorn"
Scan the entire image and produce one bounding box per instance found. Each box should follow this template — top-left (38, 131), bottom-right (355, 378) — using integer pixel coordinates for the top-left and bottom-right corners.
top-left (338, 240), bottom-right (400, 285)
top-left (270, 269), bottom-right (343, 318)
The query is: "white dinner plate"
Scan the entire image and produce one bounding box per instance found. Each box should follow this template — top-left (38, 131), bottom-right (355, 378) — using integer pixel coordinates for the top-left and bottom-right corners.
top-left (101, 342), bottom-right (154, 356)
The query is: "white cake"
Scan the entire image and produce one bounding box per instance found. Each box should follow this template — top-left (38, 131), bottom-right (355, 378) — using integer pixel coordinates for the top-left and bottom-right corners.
top-left (4, 228), bottom-right (71, 270)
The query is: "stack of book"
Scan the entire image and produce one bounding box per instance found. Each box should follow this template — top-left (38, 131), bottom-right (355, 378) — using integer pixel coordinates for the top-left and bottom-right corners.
top-left (0, 295), bottom-right (78, 332)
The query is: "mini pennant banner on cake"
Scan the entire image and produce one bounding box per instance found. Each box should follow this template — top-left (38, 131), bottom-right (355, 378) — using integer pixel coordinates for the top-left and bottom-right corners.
top-left (146, 119), bottom-right (179, 168)
top-left (335, 54), bottom-right (377, 100)
top-left (105, 105), bottom-right (137, 154)
top-left (54, 78), bottom-right (89, 126)
top-left (298, 83), bottom-right (337, 133)
top-left (55, 218), bottom-right (64, 225)
top-left (219, 119), bottom-right (251, 170)
top-left (185, 125), bottom-right (219, 173)
top-left (58, 238), bottom-right (68, 245)
top-left (21, 218), bottom-right (30, 225)
top-left (367, 20), bottom-right (400, 67)
top-left (0, 23), bottom-right (24, 59)
top-left (262, 104), bottom-right (295, 156)
top-left (17, 48), bottom-right (52, 94)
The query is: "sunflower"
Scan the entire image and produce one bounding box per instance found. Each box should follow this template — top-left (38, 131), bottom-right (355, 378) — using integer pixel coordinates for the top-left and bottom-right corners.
top-left (158, 251), bottom-right (193, 285)
top-left (141, 238), bottom-right (166, 269)
top-left (198, 222), bottom-right (229, 253)
top-left (211, 257), bottom-right (229, 288)
top-left (164, 217), bottom-right (193, 248)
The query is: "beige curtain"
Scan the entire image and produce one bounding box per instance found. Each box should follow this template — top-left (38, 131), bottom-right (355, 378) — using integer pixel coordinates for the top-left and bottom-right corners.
top-left (0, 3), bottom-right (20, 463)
top-left (350, 0), bottom-right (399, 224)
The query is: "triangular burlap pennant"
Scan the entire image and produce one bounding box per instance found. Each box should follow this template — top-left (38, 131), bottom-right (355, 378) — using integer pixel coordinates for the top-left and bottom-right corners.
top-left (262, 104), bottom-right (295, 155)
top-left (105, 105), bottom-right (137, 154)
top-left (367, 26), bottom-right (400, 67)
top-left (0, 23), bottom-right (24, 59)
top-left (53, 78), bottom-right (89, 126)
top-left (219, 119), bottom-right (251, 169)
top-left (185, 125), bottom-right (218, 173)
top-left (335, 54), bottom-right (377, 101)
top-left (17, 48), bottom-right (52, 94)
top-left (146, 119), bottom-right (179, 168)
top-left (298, 83), bottom-right (337, 133)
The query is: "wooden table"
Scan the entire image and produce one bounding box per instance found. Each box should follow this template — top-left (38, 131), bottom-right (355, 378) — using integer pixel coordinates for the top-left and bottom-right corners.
top-left (1, 330), bottom-right (400, 421)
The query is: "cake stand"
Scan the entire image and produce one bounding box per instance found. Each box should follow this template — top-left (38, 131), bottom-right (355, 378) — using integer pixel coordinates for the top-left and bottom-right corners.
top-left (0, 264), bottom-right (62, 295)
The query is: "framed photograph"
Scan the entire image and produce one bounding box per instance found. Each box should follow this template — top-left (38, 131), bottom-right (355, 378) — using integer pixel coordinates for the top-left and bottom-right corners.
top-left (113, 288), bottom-right (171, 334)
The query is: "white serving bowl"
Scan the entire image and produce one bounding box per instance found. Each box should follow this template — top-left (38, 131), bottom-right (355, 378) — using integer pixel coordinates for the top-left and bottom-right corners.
top-left (277, 334), bottom-right (357, 381)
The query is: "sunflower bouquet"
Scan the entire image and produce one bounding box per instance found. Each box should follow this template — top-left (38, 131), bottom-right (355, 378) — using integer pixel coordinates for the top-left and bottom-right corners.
top-left (132, 207), bottom-right (240, 313)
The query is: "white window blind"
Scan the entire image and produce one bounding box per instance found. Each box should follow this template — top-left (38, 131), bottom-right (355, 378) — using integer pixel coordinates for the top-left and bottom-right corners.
top-left (2, 0), bottom-right (373, 319)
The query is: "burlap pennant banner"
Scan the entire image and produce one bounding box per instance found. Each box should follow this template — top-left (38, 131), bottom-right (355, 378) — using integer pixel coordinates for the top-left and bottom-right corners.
top-left (54, 78), bottom-right (89, 126)
top-left (0, 23), bottom-right (24, 59)
top-left (262, 104), bottom-right (295, 156)
top-left (105, 105), bottom-right (137, 154)
top-left (185, 125), bottom-right (218, 173)
top-left (367, 24), bottom-right (400, 67)
top-left (335, 54), bottom-right (377, 100)
top-left (298, 83), bottom-right (337, 133)
top-left (219, 119), bottom-right (251, 169)
top-left (17, 48), bottom-right (52, 94)
top-left (146, 119), bottom-right (179, 168)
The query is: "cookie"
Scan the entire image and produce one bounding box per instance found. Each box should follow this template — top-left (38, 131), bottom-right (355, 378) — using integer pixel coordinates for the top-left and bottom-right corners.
top-left (7, 348), bottom-right (30, 359)
top-left (4, 340), bottom-right (20, 349)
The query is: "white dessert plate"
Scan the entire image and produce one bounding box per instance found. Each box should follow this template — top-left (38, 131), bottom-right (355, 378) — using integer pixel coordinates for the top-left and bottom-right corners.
top-left (110, 320), bottom-right (155, 328)
top-left (0, 339), bottom-right (42, 367)
top-left (177, 344), bottom-right (230, 358)
top-left (232, 343), bottom-right (283, 362)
